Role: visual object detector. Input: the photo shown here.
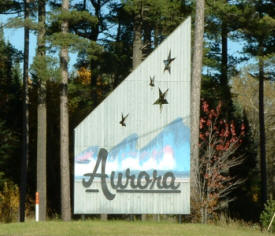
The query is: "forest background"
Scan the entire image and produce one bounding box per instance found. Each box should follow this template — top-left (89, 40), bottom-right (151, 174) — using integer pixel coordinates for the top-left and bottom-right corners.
top-left (0, 0), bottom-right (274, 226)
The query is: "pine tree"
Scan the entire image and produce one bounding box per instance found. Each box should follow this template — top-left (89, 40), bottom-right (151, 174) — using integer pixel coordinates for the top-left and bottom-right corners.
top-left (0, 28), bottom-right (22, 187)
top-left (0, 0), bottom-right (21, 15)
top-left (203, 0), bottom-right (243, 115)
top-left (48, 0), bottom-right (103, 218)
top-left (59, 0), bottom-right (103, 107)
top-left (20, 0), bottom-right (30, 222)
top-left (36, 0), bottom-right (47, 221)
top-left (60, 0), bottom-right (71, 221)
top-left (122, 0), bottom-right (191, 69)
top-left (239, 0), bottom-right (275, 209)
top-left (190, 0), bottom-right (205, 223)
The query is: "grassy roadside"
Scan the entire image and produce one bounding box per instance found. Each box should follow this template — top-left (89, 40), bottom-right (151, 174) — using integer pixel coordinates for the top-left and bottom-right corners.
top-left (0, 220), bottom-right (273, 236)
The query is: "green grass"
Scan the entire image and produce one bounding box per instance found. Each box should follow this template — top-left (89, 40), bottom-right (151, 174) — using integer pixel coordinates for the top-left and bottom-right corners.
top-left (0, 220), bottom-right (273, 236)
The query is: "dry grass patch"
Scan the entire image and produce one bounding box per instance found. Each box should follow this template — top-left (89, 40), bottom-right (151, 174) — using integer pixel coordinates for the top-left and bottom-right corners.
top-left (0, 220), bottom-right (273, 236)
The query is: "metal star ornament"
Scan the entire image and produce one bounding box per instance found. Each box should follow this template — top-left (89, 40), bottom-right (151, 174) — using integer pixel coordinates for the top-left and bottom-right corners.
top-left (163, 50), bottom-right (175, 74)
top-left (149, 76), bottom-right (155, 87)
top-left (153, 88), bottom-right (169, 111)
top-left (119, 113), bottom-right (129, 127)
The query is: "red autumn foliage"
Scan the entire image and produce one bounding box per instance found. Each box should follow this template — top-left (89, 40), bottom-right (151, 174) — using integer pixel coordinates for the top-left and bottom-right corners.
top-left (197, 100), bottom-right (246, 223)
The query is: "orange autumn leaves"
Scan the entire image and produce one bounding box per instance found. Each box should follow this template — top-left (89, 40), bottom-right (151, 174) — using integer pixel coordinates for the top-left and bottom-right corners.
top-left (76, 67), bottom-right (91, 85)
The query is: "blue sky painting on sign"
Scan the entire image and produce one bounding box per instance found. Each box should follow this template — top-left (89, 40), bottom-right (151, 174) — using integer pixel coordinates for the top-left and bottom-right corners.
top-left (75, 117), bottom-right (190, 179)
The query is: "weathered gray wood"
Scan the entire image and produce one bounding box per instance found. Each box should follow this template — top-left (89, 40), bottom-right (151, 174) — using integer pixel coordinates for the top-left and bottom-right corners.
top-left (74, 17), bottom-right (191, 158)
top-left (74, 17), bottom-right (191, 215)
top-left (74, 180), bottom-right (189, 214)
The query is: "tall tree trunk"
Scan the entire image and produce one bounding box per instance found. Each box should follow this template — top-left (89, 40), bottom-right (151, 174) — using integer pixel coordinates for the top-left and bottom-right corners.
top-left (257, 0), bottom-right (267, 210)
top-left (221, 21), bottom-right (228, 87)
top-left (20, 0), bottom-right (30, 222)
top-left (259, 55), bottom-right (267, 209)
top-left (132, 3), bottom-right (144, 221)
top-left (60, 0), bottom-right (71, 221)
top-left (220, 0), bottom-right (228, 88)
top-left (132, 15), bottom-right (143, 70)
top-left (90, 0), bottom-right (101, 41)
top-left (113, 17), bottom-right (121, 88)
top-left (190, 0), bottom-right (205, 221)
top-left (36, 0), bottom-right (47, 221)
top-left (154, 26), bottom-right (160, 48)
top-left (221, 18), bottom-right (233, 117)
top-left (143, 24), bottom-right (152, 57)
top-left (89, 0), bottom-right (102, 107)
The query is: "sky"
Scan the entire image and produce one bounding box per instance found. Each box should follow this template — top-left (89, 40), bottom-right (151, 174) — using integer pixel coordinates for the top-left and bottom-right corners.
top-left (0, 14), bottom-right (78, 72)
top-left (0, 0), bottom-right (111, 73)
top-left (0, 12), bottom-right (250, 75)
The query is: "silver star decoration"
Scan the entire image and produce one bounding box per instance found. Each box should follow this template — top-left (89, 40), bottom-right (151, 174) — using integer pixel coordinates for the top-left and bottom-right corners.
top-left (149, 76), bottom-right (155, 87)
top-left (153, 88), bottom-right (169, 111)
top-left (119, 113), bottom-right (129, 127)
top-left (163, 50), bottom-right (175, 74)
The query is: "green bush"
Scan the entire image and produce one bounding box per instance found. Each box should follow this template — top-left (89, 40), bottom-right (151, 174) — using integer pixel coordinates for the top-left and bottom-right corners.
top-left (260, 200), bottom-right (275, 232)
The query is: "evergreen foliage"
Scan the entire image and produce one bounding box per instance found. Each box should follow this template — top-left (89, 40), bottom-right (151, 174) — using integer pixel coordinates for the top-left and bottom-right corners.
top-left (0, 0), bottom-right (21, 15)
top-left (0, 0), bottom-right (274, 223)
top-left (0, 32), bottom-right (22, 187)
top-left (31, 55), bottom-right (60, 83)
top-left (0, 120), bottom-right (19, 185)
top-left (238, 0), bottom-right (274, 210)
top-left (260, 200), bottom-right (275, 232)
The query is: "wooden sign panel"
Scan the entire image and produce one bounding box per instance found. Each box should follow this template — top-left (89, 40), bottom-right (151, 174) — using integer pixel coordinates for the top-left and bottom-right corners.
top-left (74, 17), bottom-right (191, 214)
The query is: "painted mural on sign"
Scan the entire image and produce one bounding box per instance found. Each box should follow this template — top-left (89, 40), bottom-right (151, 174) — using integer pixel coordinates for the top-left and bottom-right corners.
top-left (74, 17), bottom-right (191, 214)
top-left (75, 117), bottom-right (190, 180)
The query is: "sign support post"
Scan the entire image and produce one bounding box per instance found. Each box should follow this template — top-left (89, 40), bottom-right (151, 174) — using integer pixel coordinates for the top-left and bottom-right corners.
top-left (35, 192), bottom-right (39, 222)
